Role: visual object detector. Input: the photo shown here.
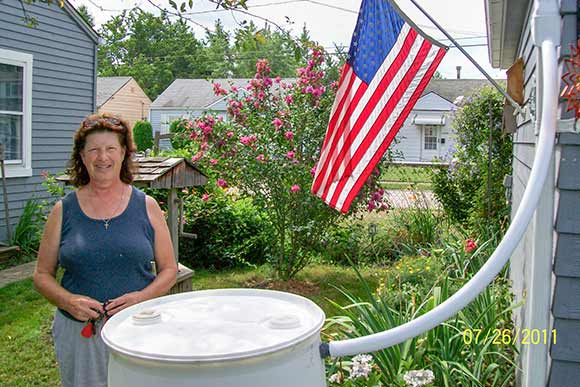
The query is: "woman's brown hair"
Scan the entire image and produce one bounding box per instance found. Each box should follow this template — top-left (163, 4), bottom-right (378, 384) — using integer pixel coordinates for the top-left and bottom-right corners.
top-left (68, 113), bottom-right (137, 187)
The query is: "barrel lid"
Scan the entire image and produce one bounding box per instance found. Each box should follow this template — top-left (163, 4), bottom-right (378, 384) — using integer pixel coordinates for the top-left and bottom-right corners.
top-left (101, 289), bottom-right (325, 362)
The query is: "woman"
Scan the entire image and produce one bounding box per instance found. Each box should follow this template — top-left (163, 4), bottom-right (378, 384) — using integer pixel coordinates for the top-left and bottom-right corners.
top-left (33, 113), bottom-right (177, 387)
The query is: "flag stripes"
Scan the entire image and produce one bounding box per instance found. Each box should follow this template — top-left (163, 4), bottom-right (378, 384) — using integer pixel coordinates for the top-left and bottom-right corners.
top-left (311, 0), bottom-right (447, 213)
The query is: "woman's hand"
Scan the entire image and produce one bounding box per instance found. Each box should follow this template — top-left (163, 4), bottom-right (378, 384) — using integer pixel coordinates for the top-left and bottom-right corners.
top-left (65, 295), bottom-right (104, 321)
top-left (104, 291), bottom-right (144, 316)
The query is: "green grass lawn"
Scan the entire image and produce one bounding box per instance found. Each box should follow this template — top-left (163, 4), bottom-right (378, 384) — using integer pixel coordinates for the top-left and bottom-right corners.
top-left (379, 165), bottom-right (437, 190)
top-left (0, 263), bottom-right (389, 386)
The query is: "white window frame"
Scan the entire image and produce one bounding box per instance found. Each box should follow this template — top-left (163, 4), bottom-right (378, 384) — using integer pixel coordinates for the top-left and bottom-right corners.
top-left (0, 48), bottom-right (33, 178)
top-left (160, 113), bottom-right (186, 134)
top-left (423, 125), bottom-right (438, 150)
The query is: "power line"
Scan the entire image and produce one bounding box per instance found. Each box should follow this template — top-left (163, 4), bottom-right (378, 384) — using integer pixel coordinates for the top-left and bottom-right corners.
top-left (183, 0), bottom-right (308, 15)
top-left (303, 0), bottom-right (485, 37)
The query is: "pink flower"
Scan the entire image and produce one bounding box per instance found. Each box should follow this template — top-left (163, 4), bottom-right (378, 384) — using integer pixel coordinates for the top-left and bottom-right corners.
top-left (212, 82), bottom-right (228, 96)
top-left (256, 154), bottom-right (265, 162)
top-left (256, 58), bottom-right (271, 75)
top-left (240, 135), bottom-right (257, 146)
top-left (274, 76), bottom-right (281, 83)
top-left (312, 87), bottom-right (325, 97)
top-left (230, 86), bottom-right (238, 93)
top-left (290, 184), bottom-right (300, 193)
top-left (191, 152), bottom-right (204, 162)
top-left (286, 150), bottom-right (295, 159)
top-left (272, 117), bottom-right (283, 129)
top-left (217, 178), bottom-right (227, 188)
top-left (310, 166), bottom-right (316, 177)
top-left (465, 239), bottom-right (477, 253)
top-left (285, 95), bottom-right (294, 105)
top-left (284, 131), bottom-right (294, 140)
top-left (209, 159), bottom-right (218, 166)
top-left (226, 131), bottom-right (234, 138)
top-left (201, 194), bottom-right (210, 202)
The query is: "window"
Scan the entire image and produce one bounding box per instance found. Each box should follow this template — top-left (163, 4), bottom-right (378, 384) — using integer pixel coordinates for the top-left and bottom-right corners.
top-left (423, 126), bottom-right (438, 150)
top-left (0, 49), bottom-right (32, 178)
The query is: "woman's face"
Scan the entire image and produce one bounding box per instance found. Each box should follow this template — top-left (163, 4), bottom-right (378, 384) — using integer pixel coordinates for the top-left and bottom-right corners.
top-left (81, 131), bottom-right (126, 183)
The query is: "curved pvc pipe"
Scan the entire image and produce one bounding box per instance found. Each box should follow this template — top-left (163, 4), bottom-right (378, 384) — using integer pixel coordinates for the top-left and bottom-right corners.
top-left (326, 32), bottom-right (560, 359)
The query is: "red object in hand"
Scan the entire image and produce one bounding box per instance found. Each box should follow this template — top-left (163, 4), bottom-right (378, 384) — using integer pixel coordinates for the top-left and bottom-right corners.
top-left (81, 321), bottom-right (94, 338)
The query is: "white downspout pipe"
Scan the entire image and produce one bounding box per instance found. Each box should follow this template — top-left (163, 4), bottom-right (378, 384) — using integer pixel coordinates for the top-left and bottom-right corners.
top-left (324, 0), bottom-right (561, 358)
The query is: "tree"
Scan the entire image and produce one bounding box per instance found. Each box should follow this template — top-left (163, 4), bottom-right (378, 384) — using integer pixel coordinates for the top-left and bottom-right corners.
top-left (231, 21), bottom-right (304, 78)
top-left (133, 121), bottom-right (153, 151)
top-left (173, 50), bottom-right (387, 279)
top-left (98, 9), bottom-right (208, 100)
top-left (432, 87), bottom-right (512, 235)
top-left (76, 4), bottom-right (95, 27)
top-left (203, 20), bottom-right (236, 78)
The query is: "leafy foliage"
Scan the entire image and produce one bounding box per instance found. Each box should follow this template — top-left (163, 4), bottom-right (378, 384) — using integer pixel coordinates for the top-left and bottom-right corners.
top-left (168, 50), bottom-right (386, 279)
top-left (178, 186), bottom-right (272, 269)
top-left (97, 9), bottom-right (208, 100)
top-left (325, 233), bottom-right (517, 387)
top-left (432, 87), bottom-right (512, 235)
top-left (97, 12), bottom-right (311, 100)
top-left (133, 120), bottom-right (154, 152)
top-left (10, 199), bottom-right (44, 256)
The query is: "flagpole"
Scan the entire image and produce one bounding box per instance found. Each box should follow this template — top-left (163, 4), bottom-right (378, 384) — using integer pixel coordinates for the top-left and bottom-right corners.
top-left (406, 0), bottom-right (525, 115)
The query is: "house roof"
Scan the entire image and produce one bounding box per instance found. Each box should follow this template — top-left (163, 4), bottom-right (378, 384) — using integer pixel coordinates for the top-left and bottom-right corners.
top-left (420, 79), bottom-right (494, 104)
top-left (97, 77), bottom-right (133, 107)
top-left (151, 78), bottom-right (295, 109)
top-left (484, 0), bottom-right (529, 68)
top-left (151, 78), bottom-right (494, 110)
top-left (414, 92), bottom-right (456, 111)
top-left (63, 1), bottom-right (99, 43)
top-left (151, 79), bottom-right (247, 109)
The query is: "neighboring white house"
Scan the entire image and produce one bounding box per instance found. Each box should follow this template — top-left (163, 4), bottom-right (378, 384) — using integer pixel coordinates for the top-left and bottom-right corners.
top-left (149, 78), bottom-right (250, 136)
top-left (390, 79), bottom-right (491, 163)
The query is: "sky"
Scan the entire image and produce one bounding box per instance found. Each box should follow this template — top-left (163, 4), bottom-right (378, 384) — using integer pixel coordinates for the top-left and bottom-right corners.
top-left (70, 0), bottom-right (506, 80)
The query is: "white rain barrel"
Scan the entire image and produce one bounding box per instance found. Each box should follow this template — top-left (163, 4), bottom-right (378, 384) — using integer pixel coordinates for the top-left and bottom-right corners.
top-left (101, 288), bottom-right (327, 387)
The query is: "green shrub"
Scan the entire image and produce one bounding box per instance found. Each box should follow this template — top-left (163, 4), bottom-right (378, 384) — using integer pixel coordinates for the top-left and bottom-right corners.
top-left (432, 87), bottom-right (512, 235)
top-left (178, 188), bottom-right (273, 270)
top-left (169, 118), bottom-right (191, 150)
top-left (10, 198), bottom-right (45, 256)
top-left (321, 219), bottom-right (398, 265)
top-left (133, 120), bottom-right (153, 151)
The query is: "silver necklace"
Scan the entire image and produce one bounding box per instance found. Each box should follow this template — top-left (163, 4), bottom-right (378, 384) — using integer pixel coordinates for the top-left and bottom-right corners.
top-left (101, 186), bottom-right (126, 230)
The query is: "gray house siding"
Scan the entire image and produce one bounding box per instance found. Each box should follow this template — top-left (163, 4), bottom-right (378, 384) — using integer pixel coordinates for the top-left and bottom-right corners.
top-left (0, 1), bottom-right (97, 241)
top-left (506, 0), bottom-right (580, 386)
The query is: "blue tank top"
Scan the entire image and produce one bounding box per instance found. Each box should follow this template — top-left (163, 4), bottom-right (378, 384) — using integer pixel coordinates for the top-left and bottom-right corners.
top-left (58, 186), bottom-right (155, 319)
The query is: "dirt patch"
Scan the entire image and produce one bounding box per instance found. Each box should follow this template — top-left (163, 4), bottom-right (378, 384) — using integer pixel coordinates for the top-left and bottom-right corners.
top-left (244, 278), bottom-right (320, 297)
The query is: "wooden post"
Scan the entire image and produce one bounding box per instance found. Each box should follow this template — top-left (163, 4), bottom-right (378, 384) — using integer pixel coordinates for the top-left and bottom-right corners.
top-left (167, 187), bottom-right (179, 264)
top-left (153, 131), bottom-right (160, 154)
top-left (0, 143), bottom-right (12, 241)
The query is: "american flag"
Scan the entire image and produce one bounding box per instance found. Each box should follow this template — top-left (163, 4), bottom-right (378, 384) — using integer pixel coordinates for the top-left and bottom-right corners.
top-left (311, 0), bottom-right (447, 213)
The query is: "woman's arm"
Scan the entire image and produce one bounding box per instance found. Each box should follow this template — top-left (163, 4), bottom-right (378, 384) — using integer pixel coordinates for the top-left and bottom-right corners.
top-left (105, 195), bottom-right (177, 316)
top-left (33, 201), bottom-right (103, 321)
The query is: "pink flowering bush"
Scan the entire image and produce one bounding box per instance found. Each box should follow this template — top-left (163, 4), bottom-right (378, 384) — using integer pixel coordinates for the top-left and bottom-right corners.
top-left (173, 49), bottom-right (386, 279)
